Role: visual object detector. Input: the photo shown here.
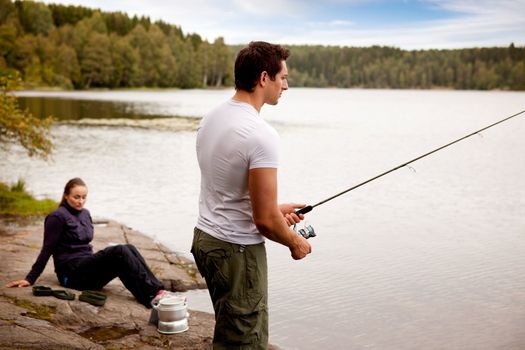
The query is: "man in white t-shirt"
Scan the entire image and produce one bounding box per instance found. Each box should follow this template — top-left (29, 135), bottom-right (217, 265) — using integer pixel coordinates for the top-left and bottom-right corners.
top-left (191, 41), bottom-right (312, 349)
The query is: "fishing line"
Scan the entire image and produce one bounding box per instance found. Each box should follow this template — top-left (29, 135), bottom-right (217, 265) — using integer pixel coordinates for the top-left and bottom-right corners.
top-left (296, 109), bottom-right (525, 216)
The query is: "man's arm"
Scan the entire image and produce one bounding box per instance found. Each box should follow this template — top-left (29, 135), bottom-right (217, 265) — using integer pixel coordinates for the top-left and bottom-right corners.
top-left (249, 168), bottom-right (311, 260)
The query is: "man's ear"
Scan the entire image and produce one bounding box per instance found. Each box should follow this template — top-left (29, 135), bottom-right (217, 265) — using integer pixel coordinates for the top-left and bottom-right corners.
top-left (259, 71), bottom-right (268, 86)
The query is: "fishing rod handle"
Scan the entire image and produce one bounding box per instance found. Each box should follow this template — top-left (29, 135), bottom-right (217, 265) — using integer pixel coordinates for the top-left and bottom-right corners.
top-left (296, 205), bottom-right (313, 215)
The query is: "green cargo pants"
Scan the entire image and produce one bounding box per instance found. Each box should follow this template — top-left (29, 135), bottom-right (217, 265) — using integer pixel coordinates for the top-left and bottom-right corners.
top-left (191, 227), bottom-right (268, 350)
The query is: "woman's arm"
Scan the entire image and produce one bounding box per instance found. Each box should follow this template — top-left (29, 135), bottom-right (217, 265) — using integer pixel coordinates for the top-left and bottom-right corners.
top-left (4, 279), bottom-right (30, 288)
top-left (24, 214), bottom-right (64, 285)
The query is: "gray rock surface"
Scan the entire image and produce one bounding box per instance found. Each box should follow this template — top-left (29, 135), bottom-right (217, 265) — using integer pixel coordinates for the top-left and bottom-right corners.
top-left (0, 217), bottom-right (214, 349)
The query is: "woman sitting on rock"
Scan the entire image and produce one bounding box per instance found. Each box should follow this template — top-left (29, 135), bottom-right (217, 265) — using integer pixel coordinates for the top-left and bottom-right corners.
top-left (5, 177), bottom-right (167, 308)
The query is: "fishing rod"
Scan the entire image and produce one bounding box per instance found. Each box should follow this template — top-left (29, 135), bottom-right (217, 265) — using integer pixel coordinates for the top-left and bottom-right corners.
top-left (296, 108), bottom-right (525, 218)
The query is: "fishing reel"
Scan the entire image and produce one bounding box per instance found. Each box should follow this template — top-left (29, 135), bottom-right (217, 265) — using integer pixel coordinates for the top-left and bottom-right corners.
top-left (293, 223), bottom-right (317, 239)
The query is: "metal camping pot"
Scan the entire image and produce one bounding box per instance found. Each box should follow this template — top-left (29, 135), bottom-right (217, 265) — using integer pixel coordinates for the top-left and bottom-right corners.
top-left (157, 318), bottom-right (189, 334)
top-left (153, 296), bottom-right (188, 322)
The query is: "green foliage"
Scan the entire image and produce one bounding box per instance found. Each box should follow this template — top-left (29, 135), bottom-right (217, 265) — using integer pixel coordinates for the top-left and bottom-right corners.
top-left (0, 72), bottom-right (53, 158)
top-left (48, 2), bottom-right (94, 27)
top-left (1, 0), bottom-right (523, 90)
top-left (16, 0), bottom-right (54, 35)
top-left (0, 22), bottom-right (17, 63)
top-left (0, 0), bottom-right (17, 24)
top-left (81, 32), bottom-right (113, 87)
top-left (1, 0), bottom-right (235, 89)
top-left (0, 180), bottom-right (57, 217)
top-left (286, 44), bottom-right (525, 90)
top-left (9, 178), bottom-right (26, 192)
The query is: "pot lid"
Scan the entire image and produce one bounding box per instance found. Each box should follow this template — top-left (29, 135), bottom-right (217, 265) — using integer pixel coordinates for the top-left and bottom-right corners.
top-left (160, 296), bottom-right (186, 306)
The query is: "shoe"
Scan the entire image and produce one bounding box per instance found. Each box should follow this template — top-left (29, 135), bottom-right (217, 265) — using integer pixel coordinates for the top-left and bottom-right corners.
top-left (32, 285), bottom-right (53, 296)
top-left (79, 290), bottom-right (106, 306)
top-left (52, 290), bottom-right (76, 300)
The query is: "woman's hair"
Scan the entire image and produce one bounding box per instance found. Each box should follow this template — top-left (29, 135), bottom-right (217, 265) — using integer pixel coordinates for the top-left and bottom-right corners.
top-left (234, 41), bottom-right (290, 92)
top-left (60, 177), bottom-right (87, 205)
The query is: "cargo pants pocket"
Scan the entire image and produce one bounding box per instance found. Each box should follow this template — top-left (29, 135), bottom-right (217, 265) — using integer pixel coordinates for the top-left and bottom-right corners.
top-left (191, 228), bottom-right (232, 301)
top-left (215, 295), bottom-right (267, 347)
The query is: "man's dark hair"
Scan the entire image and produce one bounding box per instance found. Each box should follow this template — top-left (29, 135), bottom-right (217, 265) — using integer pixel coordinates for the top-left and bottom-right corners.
top-left (234, 41), bottom-right (290, 92)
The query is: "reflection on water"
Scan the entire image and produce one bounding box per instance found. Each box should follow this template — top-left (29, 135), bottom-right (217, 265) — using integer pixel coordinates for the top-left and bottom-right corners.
top-left (4, 89), bottom-right (525, 350)
top-left (18, 96), bottom-right (175, 120)
top-left (16, 88), bottom-right (233, 120)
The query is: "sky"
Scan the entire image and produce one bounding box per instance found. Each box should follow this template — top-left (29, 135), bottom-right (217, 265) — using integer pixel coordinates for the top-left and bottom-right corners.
top-left (39, 0), bottom-right (525, 49)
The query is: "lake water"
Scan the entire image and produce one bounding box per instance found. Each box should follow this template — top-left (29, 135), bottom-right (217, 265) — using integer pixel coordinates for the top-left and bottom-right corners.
top-left (4, 88), bottom-right (525, 350)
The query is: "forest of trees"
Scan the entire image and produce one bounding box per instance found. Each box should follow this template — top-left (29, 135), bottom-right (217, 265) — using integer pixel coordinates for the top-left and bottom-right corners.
top-left (288, 44), bottom-right (525, 90)
top-left (0, 0), bottom-right (232, 89)
top-left (1, 0), bottom-right (524, 90)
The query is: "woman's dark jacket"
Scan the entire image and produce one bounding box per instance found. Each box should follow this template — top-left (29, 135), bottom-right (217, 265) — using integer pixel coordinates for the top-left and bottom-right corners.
top-left (25, 202), bottom-right (94, 284)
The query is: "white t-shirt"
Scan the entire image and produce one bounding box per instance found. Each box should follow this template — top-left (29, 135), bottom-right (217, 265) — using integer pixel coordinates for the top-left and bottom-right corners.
top-left (196, 99), bottom-right (280, 245)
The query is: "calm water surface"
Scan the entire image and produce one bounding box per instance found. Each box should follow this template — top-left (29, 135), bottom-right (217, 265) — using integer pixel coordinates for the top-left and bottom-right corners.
top-left (4, 88), bottom-right (525, 350)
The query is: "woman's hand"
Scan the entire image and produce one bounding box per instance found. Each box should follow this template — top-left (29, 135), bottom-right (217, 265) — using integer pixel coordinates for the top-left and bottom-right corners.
top-left (279, 203), bottom-right (305, 226)
top-left (4, 280), bottom-right (30, 288)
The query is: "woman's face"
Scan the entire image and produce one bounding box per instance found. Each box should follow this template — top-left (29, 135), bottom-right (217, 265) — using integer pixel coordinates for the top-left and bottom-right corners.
top-left (65, 185), bottom-right (88, 210)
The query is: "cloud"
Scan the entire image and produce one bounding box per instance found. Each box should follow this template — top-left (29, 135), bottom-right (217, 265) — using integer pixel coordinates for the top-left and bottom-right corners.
top-left (274, 0), bottom-right (525, 48)
top-left (231, 0), bottom-right (308, 16)
top-left (198, 0), bottom-right (525, 48)
top-left (38, 0), bottom-right (525, 48)
top-left (424, 0), bottom-right (525, 15)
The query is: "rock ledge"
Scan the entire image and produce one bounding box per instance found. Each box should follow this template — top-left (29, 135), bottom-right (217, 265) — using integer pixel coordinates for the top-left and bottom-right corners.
top-left (0, 217), bottom-right (214, 349)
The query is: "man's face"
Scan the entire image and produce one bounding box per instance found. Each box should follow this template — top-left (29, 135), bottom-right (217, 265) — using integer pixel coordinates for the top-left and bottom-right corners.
top-left (264, 60), bottom-right (289, 105)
